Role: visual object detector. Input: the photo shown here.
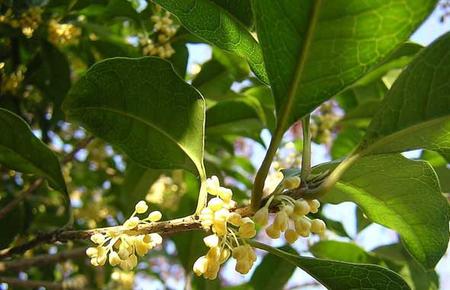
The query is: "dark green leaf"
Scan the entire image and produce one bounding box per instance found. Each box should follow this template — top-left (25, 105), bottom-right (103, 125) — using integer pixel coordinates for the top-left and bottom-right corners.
top-left (154, 0), bottom-right (268, 83)
top-left (310, 241), bottom-right (380, 264)
top-left (63, 57), bottom-right (206, 176)
top-left (0, 196), bottom-right (25, 249)
top-left (251, 241), bottom-right (410, 290)
top-left (253, 0), bottom-right (436, 127)
top-left (358, 32), bottom-right (450, 156)
top-left (0, 108), bottom-right (67, 194)
top-left (206, 97), bottom-right (265, 141)
top-left (210, 0), bottom-right (253, 28)
top-left (250, 246), bottom-right (296, 290)
top-left (118, 161), bottom-right (161, 215)
top-left (319, 154), bottom-right (449, 268)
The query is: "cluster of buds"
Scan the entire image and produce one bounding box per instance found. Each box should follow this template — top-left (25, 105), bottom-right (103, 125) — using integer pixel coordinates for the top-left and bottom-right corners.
top-left (0, 64), bottom-right (26, 94)
top-left (141, 7), bottom-right (177, 58)
top-left (0, 7), bottom-right (43, 38)
top-left (47, 19), bottom-right (81, 46)
top-left (194, 176), bottom-right (257, 279)
top-left (86, 201), bottom-right (163, 270)
top-left (254, 176), bottom-right (326, 244)
top-left (110, 270), bottom-right (135, 289)
top-left (310, 102), bottom-right (340, 145)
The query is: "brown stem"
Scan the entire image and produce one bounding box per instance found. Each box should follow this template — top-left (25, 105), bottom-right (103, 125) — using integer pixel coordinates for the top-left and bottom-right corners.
top-left (0, 215), bottom-right (203, 259)
top-left (0, 276), bottom-right (63, 289)
top-left (0, 248), bottom-right (85, 272)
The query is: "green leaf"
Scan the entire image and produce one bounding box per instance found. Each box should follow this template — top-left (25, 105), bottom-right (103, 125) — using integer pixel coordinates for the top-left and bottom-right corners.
top-left (253, 0), bottom-right (436, 127)
top-left (250, 241), bottom-right (410, 290)
top-left (0, 108), bottom-right (67, 194)
top-left (210, 0), bottom-right (253, 28)
top-left (118, 161), bottom-right (161, 215)
top-left (373, 244), bottom-right (440, 290)
top-left (63, 57), bottom-right (206, 176)
top-left (319, 154), bottom-right (449, 269)
top-left (0, 195), bottom-right (25, 249)
top-left (331, 127), bottom-right (366, 159)
top-left (249, 246), bottom-right (296, 290)
top-left (153, 0), bottom-right (268, 83)
top-left (206, 97), bottom-right (265, 141)
top-left (420, 150), bottom-right (450, 193)
top-left (358, 32), bottom-right (450, 156)
top-left (310, 241), bottom-right (380, 264)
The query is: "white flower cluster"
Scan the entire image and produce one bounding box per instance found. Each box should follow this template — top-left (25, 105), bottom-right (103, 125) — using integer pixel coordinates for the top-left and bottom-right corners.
top-left (253, 176), bottom-right (326, 244)
top-left (141, 8), bottom-right (177, 58)
top-left (311, 102), bottom-right (340, 145)
top-left (86, 201), bottom-right (163, 270)
top-left (194, 176), bottom-right (257, 279)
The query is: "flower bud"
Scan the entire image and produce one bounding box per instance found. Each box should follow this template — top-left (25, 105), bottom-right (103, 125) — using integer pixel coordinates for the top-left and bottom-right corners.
top-left (307, 199), bottom-right (320, 213)
top-left (294, 200), bottom-right (310, 216)
top-left (203, 234), bottom-right (219, 248)
top-left (208, 197), bottom-right (224, 211)
top-left (294, 217), bottom-right (311, 236)
top-left (283, 176), bottom-right (301, 189)
top-left (274, 210), bottom-right (289, 232)
top-left (193, 256), bottom-right (208, 276)
top-left (148, 211), bottom-right (162, 222)
top-left (86, 247), bottom-right (98, 258)
top-left (265, 224), bottom-right (281, 239)
top-left (109, 251), bottom-right (121, 266)
top-left (285, 229), bottom-right (298, 244)
top-left (228, 212), bottom-right (242, 226)
top-left (123, 217), bottom-right (140, 229)
top-left (218, 187), bottom-right (232, 202)
top-left (253, 207), bottom-right (269, 226)
top-left (135, 200), bottom-right (148, 214)
top-left (90, 233), bottom-right (105, 244)
top-left (310, 219), bottom-right (326, 234)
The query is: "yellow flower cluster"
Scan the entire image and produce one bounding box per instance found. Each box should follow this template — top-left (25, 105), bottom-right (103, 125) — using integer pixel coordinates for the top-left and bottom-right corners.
top-left (0, 7), bottom-right (43, 38)
top-left (110, 270), bottom-right (135, 289)
top-left (48, 19), bottom-right (81, 46)
top-left (194, 176), bottom-right (257, 279)
top-left (86, 201), bottom-right (163, 270)
top-left (0, 65), bottom-right (25, 94)
top-left (141, 9), bottom-right (177, 58)
top-left (253, 176), bottom-right (326, 244)
top-left (310, 102), bottom-right (339, 145)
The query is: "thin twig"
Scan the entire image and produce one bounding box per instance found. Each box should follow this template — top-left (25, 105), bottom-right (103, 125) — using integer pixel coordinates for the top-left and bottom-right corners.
top-left (0, 248), bottom-right (85, 272)
top-left (0, 136), bottom-right (94, 221)
top-left (0, 215), bottom-right (203, 259)
top-left (0, 178), bottom-right (44, 220)
top-left (0, 276), bottom-right (64, 290)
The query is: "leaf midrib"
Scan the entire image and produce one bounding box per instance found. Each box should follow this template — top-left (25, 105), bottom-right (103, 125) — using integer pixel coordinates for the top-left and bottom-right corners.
top-left (67, 106), bottom-right (201, 171)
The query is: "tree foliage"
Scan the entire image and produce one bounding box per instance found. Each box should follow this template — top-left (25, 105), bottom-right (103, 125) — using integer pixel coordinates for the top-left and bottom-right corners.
top-left (0, 1), bottom-right (449, 289)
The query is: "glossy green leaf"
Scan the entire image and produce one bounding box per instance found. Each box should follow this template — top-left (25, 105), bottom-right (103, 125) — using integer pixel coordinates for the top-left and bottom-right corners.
top-left (154, 0), bottom-right (268, 83)
top-left (420, 150), bottom-right (450, 193)
top-left (206, 97), bottom-right (265, 141)
top-left (251, 241), bottom-right (410, 290)
top-left (0, 108), bottom-right (67, 194)
top-left (0, 196), bottom-right (25, 249)
top-left (249, 246), bottom-right (296, 290)
top-left (310, 241), bottom-right (380, 264)
top-left (253, 0), bottom-right (436, 127)
top-left (118, 161), bottom-right (161, 215)
top-left (331, 127), bottom-right (365, 159)
top-left (373, 244), bottom-right (440, 290)
top-left (211, 0), bottom-right (253, 28)
top-left (320, 154), bottom-right (449, 268)
top-left (63, 57), bottom-right (206, 176)
top-left (358, 32), bottom-right (450, 156)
